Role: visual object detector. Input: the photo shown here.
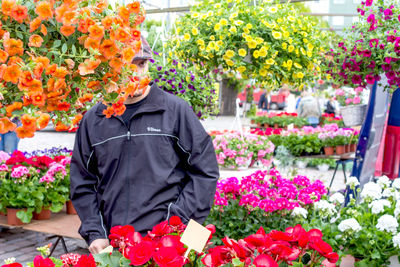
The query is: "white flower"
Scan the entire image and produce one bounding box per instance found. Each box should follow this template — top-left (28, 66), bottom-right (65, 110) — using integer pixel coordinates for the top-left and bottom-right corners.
top-left (314, 200), bottom-right (337, 217)
top-left (369, 199), bottom-right (391, 214)
top-left (329, 192), bottom-right (345, 204)
top-left (376, 214), bottom-right (399, 234)
top-left (346, 176), bottom-right (360, 188)
top-left (377, 175), bottom-right (391, 189)
top-left (291, 207), bottom-right (308, 218)
top-left (383, 188), bottom-right (397, 198)
top-left (338, 218), bottom-right (362, 232)
top-left (393, 178), bottom-right (400, 190)
top-left (4, 258), bottom-right (16, 264)
top-left (361, 182), bottom-right (382, 202)
top-left (393, 233), bottom-right (400, 248)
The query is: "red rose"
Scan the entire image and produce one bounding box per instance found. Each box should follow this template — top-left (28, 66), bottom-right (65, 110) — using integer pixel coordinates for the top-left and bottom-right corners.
top-left (74, 254), bottom-right (96, 267)
top-left (153, 247), bottom-right (184, 267)
top-left (33, 255), bottom-right (55, 267)
top-left (1, 263), bottom-right (23, 267)
top-left (169, 216), bottom-right (182, 226)
top-left (253, 254), bottom-right (278, 267)
top-left (127, 241), bottom-right (154, 266)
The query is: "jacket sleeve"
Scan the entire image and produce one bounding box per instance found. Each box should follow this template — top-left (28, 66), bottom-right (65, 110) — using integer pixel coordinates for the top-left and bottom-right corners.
top-left (169, 104), bottom-right (219, 224)
top-left (70, 115), bottom-right (107, 245)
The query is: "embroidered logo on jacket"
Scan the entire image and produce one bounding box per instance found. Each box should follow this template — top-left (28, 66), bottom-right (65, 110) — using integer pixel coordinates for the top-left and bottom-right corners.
top-left (147, 127), bottom-right (161, 132)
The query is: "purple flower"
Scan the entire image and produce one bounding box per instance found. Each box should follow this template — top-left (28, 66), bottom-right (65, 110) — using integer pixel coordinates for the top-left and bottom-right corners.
top-left (363, 50), bottom-right (372, 58)
top-left (386, 70), bottom-right (396, 80)
top-left (149, 59), bottom-right (155, 63)
top-left (368, 60), bottom-right (376, 69)
top-left (379, 44), bottom-right (385, 50)
top-left (365, 74), bottom-right (375, 84)
top-left (385, 57), bottom-right (392, 64)
top-left (178, 83), bottom-right (183, 89)
top-left (388, 35), bottom-right (396, 43)
top-left (369, 39), bottom-right (379, 48)
top-left (157, 66), bottom-right (162, 71)
top-left (179, 89), bottom-right (186, 94)
top-left (154, 79), bottom-right (159, 83)
top-left (365, 0), bottom-right (373, 6)
top-left (352, 75), bottom-right (362, 85)
top-left (383, 8), bottom-right (393, 16)
top-left (169, 68), bottom-right (176, 73)
top-left (367, 14), bottom-right (375, 24)
top-left (382, 64), bottom-right (391, 71)
top-left (172, 60), bottom-right (178, 66)
top-left (357, 8), bottom-right (365, 16)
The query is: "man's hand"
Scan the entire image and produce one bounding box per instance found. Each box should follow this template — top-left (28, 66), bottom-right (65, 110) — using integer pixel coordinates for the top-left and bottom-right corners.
top-left (89, 239), bottom-right (110, 254)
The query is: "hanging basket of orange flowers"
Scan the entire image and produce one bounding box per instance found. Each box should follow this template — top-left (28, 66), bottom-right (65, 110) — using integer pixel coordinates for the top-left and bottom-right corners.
top-left (0, 0), bottom-right (150, 138)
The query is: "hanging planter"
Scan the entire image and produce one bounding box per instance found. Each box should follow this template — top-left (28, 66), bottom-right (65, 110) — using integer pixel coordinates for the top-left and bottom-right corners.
top-left (340, 104), bottom-right (367, 127)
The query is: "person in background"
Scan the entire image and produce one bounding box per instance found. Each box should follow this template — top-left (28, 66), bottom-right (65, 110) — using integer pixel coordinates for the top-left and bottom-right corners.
top-left (297, 91), bottom-right (321, 127)
top-left (258, 89), bottom-right (269, 111)
top-left (0, 118), bottom-right (19, 154)
top-left (325, 96), bottom-right (337, 116)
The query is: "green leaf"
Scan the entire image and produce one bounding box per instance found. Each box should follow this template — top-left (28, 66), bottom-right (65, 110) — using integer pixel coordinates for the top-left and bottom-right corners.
top-left (16, 208), bottom-right (33, 223)
top-left (53, 40), bottom-right (61, 48)
top-left (16, 32), bottom-right (23, 40)
top-left (94, 251), bottom-right (121, 267)
top-left (72, 45), bottom-right (77, 55)
top-left (232, 258), bottom-right (244, 267)
top-left (62, 43), bottom-right (68, 54)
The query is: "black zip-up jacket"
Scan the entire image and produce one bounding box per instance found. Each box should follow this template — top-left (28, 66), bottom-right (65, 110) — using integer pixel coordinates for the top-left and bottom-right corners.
top-left (70, 83), bottom-right (219, 245)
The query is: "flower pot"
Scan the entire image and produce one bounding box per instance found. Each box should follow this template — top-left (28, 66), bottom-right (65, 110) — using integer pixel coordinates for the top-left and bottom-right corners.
top-left (317, 164), bottom-right (330, 172)
top-left (345, 145), bottom-right (350, 153)
top-left (7, 208), bottom-right (26, 226)
top-left (336, 145), bottom-right (346, 155)
top-left (324, 146), bottom-right (334, 155)
top-left (350, 143), bottom-right (357, 152)
top-left (0, 210), bottom-right (6, 216)
top-left (251, 120), bottom-right (255, 124)
top-left (296, 161), bottom-right (308, 169)
top-left (33, 208), bottom-right (51, 220)
top-left (66, 200), bottom-right (77, 215)
top-left (340, 104), bottom-right (367, 127)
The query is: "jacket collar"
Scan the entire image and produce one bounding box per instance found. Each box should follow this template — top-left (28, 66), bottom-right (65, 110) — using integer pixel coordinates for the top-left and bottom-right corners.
top-left (95, 82), bottom-right (167, 117)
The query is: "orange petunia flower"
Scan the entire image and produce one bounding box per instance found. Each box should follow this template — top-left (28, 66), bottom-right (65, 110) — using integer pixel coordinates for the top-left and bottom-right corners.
top-left (55, 121), bottom-right (69, 132)
top-left (55, 4), bottom-right (68, 23)
top-left (95, 0), bottom-right (108, 14)
top-left (115, 28), bottom-right (130, 43)
top-left (78, 58), bottom-right (101, 76)
top-left (60, 25), bottom-right (75, 37)
top-left (112, 100), bottom-right (126, 116)
top-left (28, 79), bottom-right (43, 93)
top-left (6, 102), bottom-right (22, 117)
top-left (64, 59), bottom-right (75, 69)
top-left (0, 118), bottom-right (17, 134)
top-left (0, 64), bottom-right (6, 80)
top-left (21, 114), bottom-right (37, 131)
top-left (33, 63), bottom-right (45, 78)
top-left (28, 34), bottom-right (44, 47)
top-left (121, 47), bottom-right (135, 63)
top-left (84, 37), bottom-right (101, 51)
top-left (45, 64), bottom-right (57, 75)
top-left (23, 95), bottom-right (33, 106)
top-left (102, 106), bottom-right (114, 118)
top-left (100, 39), bottom-right (119, 60)
top-left (3, 64), bottom-right (21, 84)
top-left (88, 25), bottom-right (105, 40)
top-left (11, 5), bottom-right (28, 23)
top-left (30, 92), bottom-right (46, 106)
top-left (131, 29), bottom-right (140, 41)
top-left (101, 16), bottom-right (113, 29)
top-left (109, 57), bottom-right (122, 73)
top-left (118, 6), bottom-right (130, 22)
top-left (35, 1), bottom-right (53, 20)
top-left (0, 49), bottom-right (9, 63)
top-left (3, 38), bottom-right (24, 56)
top-left (61, 10), bottom-right (77, 26)
top-left (1, 0), bottom-right (15, 17)
top-left (135, 14), bottom-right (145, 26)
top-left (37, 113), bottom-right (50, 130)
top-left (18, 71), bottom-right (35, 90)
top-left (131, 40), bottom-right (142, 53)
top-left (138, 76), bottom-right (151, 89)
top-left (124, 81), bottom-right (138, 96)
top-left (127, 2), bottom-right (140, 14)
top-left (54, 79), bottom-right (67, 92)
top-left (72, 113), bottom-right (83, 125)
top-left (40, 24), bottom-right (47, 35)
top-left (78, 18), bottom-right (95, 34)
top-left (16, 126), bottom-right (35, 139)
top-left (79, 93), bottom-right (93, 103)
top-left (87, 81), bottom-right (100, 90)
top-left (29, 17), bottom-right (42, 33)
top-left (46, 100), bottom-right (59, 112)
top-left (7, 56), bottom-right (23, 66)
top-left (57, 102), bottom-right (70, 111)
top-left (54, 67), bottom-right (69, 78)
top-left (34, 56), bottom-right (50, 69)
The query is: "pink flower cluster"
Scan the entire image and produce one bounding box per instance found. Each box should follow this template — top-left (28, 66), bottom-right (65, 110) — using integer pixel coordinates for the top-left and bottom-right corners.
top-left (335, 87), bottom-right (363, 106)
top-left (0, 164), bottom-right (9, 172)
top-left (11, 166), bottom-right (29, 178)
top-left (213, 133), bottom-right (253, 169)
top-left (39, 163), bottom-right (67, 183)
top-left (0, 151), bottom-right (10, 163)
top-left (214, 169), bottom-right (327, 213)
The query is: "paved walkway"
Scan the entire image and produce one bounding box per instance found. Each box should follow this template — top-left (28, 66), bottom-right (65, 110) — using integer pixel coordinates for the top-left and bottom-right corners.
top-left (1, 116), bottom-right (347, 265)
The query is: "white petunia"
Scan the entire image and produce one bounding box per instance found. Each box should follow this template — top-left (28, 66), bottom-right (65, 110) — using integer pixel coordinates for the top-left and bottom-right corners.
top-left (314, 200), bottom-right (337, 217)
top-left (361, 182), bottom-right (382, 202)
top-left (393, 233), bottom-right (400, 249)
top-left (377, 175), bottom-right (391, 189)
top-left (291, 207), bottom-right (308, 218)
top-left (329, 192), bottom-right (345, 204)
top-left (395, 202), bottom-right (400, 218)
top-left (393, 178), bottom-right (400, 190)
top-left (376, 214), bottom-right (399, 234)
top-left (347, 176), bottom-right (360, 188)
top-left (338, 218), bottom-right (362, 232)
top-left (383, 188), bottom-right (397, 198)
top-left (369, 199), bottom-right (391, 214)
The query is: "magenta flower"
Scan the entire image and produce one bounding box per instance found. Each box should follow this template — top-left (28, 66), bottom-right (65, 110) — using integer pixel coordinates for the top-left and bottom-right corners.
top-left (369, 39), bottom-right (379, 48)
top-left (353, 96), bottom-right (361, 104)
top-left (383, 8), bottom-right (393, 16)
top-left (365, 74), bottom-right (375, 84)
top-left (366, 14), bottom-right (375, 24)
top-left (382, 64), bottom-right (392, 72)
top-left (351, 75), bottom-right (362, 84)
top-left (345, 98), bottom-right (353, 105)
top-left (355, 86), bottom-right (364, 93)
top-left (365, 0), bottom-right (373, 6)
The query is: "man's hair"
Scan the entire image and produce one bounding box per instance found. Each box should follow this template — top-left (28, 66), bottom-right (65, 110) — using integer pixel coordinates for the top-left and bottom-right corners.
top-left (133, 36), bottom-right (153, 61)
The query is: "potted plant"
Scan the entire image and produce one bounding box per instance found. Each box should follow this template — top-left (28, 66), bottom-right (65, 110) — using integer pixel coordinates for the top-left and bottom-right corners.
top-left (295, 158), bottom-right (309, 169)
top-left (247, 135), bottom-right (275, 168)
top-left (319, 132), bottom-right (336, 155)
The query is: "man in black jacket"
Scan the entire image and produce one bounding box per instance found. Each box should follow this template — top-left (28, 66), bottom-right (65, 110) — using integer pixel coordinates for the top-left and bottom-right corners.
top-left (70, 39), bottom-right (219, 254)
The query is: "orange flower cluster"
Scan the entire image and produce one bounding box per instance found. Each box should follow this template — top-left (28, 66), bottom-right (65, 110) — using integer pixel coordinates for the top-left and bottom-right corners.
top-left (0, 0), bottom-right (150, 138)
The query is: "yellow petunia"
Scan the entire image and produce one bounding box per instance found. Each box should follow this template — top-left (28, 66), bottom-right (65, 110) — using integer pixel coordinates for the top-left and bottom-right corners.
top-left (217, 40), bottom-right (223, 46)
top-left (229, 12), bottom-right (238, 20)
top-left (243, 27), bottom-right (250, 34)
top-left (237, 66), bottom-right (246, 73)
top-left (307, 43), bottom-right (314, 50)
top-left (229, 26), bottom-right (237, 34)
top-left (294, 63), bottom-right (302, 69)
top-left (283, 31), bottom-right (290, 38)
top-left (197, 39), bottom-right (205, 46)
top-left (248, 40), bottom-right (257, 49)
top-left (288, 16), bottom-right (295, 22)
top-left (272, 31), bottom-right (282, 39)
top-left (234, 20), bottom-right (244, 26)
top-left (191, 12), bottom-right (199, 18)
top-left (255, 37), bottom-right (264, 44)
top-left (220, 19), bottom-right (228, 26)
top-left (238, 48), bottom-right (247, 57)
top-left (268, 7), bottom-right (277, 13)
top-left (253, 50), bottom-right (260, 58)
top-left (288, 45), bottom-right (295, 53)
top-left (214, 24), bottom-right (221, 31)
top-left (226, 59), bottom-right (234, 66)
top-left (201, 14), bottom-right (208, 20)
top-left (225, 50), bottom-right (235, 58)
top-left (301, 48), bottom-right (306, 56)
top-left (259, 68), bottom-right (267, 76)
top-left (210, 35), bottom-right (215, 40)
top-left (282, 42), bottom-right (287, 50)
top-left (192, 28), bottom-right (199, 35)
top-left (307, 50), bottom-right (312, 58)
top-left (266, 58), bottom-right (275, 65)
top-left (184, 33), bottom-right (191, 41)
top-left (296, 72), bottom-right (304, 79)
top-left (246, 23), bottom-right (253, 29)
